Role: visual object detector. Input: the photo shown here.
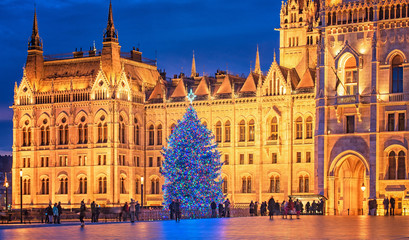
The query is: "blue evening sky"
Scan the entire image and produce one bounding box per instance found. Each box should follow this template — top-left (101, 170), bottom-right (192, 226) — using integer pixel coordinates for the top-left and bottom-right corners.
top-left (0, 0), bottom-right (281, 154)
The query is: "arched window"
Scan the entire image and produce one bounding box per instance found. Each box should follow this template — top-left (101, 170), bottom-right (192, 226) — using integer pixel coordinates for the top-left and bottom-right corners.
top-left (79, 177), bottom-right (87, 194)
top-left (269, 176), bottom-right (280, 193)
top-left (388, 151), bottom-right (396, 179)
top-left (41, 178), bottom-right (49, 194)
top-left (248, 120), bottom-right (255, 142)
top-left (239, 120), bottom-right (246, 142)
top-left (78, 124), bottom-right (88, 144)
top-left (120, 177), bottom-right (126, 194)
top-left (59, 125), bottom-right (64, 145)
top-left (59, 177), bottom-right (68, 194)
top-left (396, 5), bottom-right (401, 18)
top-left (151, 178), bottom-right (160, 194)
top-left (332, 12), bottom-right (336, 25)
top-left (327, 12), bottom-right (332, 25)
top-left (391, 5), bottom-right (395, 19)
top-left (403, 4), bottom-right (407, 18)
top-left (391, 55), bottom-right (403, 93)
top-left (119, 116), bottom-right (125, 144)
top-left (40, 126), bottom-right (46, 145)
top-left (299, 175), bottom-right (309, 193)
top-left (379, 7), bottom-right (384, 20)
top-left (306, 117), bottom-right (313, 139)
top-left (134, 118), bottom-right (140, 145)
top-left (385, 6), bottom-right (390, 19)
top-left (296, 117), bottom-right (303, 139)
top-left (222, 177), bottom-right (228, 194)
top-left (98, 177), bottom-right (107, 194)
top-left (23, 179), bottom-right (31, 195)
top-left (64, 125), bottom-right (69, 144)
top-left (157, 124), bottom-right (163, 145)
top-left (247, 176), bottom-right (252, 193)
top-left (242, 177), bottom-right (247, 193)
top-left (224, 121), bottom-right (231, 142)
top-left (369, 7), bottom-right (374, 21)
top-left (103, 123), bottom-right (108, 143)
top-left (135, 179), bottom-right (140, 194)
top-left (344, 57), bottom-right (358, 95)
top-left (149, 125), bottom-right (154, 145)
top-left (216, 121), bottom-right (222, 142)
top-left (270, 117), bottom-right (278, 140)
top-left (398, 151), bottom-right (406, 179)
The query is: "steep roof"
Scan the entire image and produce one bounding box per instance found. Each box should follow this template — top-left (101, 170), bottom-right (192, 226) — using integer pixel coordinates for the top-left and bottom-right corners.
top-left (148, 80), bottom-right (164, 100)
top-left (240, 73), bottom-right (257, 92)
top-left (194, 77), bottom-right (209, 96)
top-left (170, 78), bottom-right (187, 98)
top-left (216, 75), bottom-right (232, 94)
top-left (297, 68), bottom-right (315, 89)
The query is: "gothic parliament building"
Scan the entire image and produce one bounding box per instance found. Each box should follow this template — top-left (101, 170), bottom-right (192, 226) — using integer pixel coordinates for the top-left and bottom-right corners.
top-left (12, 0), bottom-right (409, 215)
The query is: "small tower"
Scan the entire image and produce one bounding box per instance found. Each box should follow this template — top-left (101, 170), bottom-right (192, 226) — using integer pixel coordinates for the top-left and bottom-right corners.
top-left (254, 45), bottom-right (261, 75)
top-left (191, 51), bottom-right (197, 78)
top-left (25, 8), bottom-right (44, 87)
top-left (101, 1), bottom-right (122, 85)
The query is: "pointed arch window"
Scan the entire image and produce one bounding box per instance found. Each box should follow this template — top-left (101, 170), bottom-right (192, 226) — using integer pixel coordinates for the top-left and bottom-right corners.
top-left (388, 151), bottom-right (396, 180)
top-left (344, 57), bottom-right (358, 95)
top-left (151, 178), bottom-right (160, 194)
top-left (306, 117), bottom-right (313, 139)
top-left (222, 177), bottom-right (228, 194)
top-left (59, 177), bottom-right (68, 194)
top-left (135, 179), bottom-right (140, 194)
top-left (41, 178), bottom-right (49, 194)
top-left (295, 117), bottom-right (303, 139)
top-left (269, 176), bottom-right (280, 193)
top-left (78, 124), bottom-right (88, 144)
top-left (40, 126), bottom-right (46, 145)
top-left (170, 124), bottom-right (176, 135)
top-left (215, 121), bottom-right (222, 143)
top-left (224, 121), bottom-right (231, 142)
top-left (270, 117), bottom-right (278, 140)
top-left (157, 124), bottom-right (163, 145)
top-left (134, 118), bottom-right (140, 145)
top-left (299, 175), bottom-right (309, 193)
top-left (23, 179), bottom-right (31, 195)
top-left (98, 177), bottom-right (107, 194)
top-left (248, 120), bottom-right (255, 142)
top-left (391, 55), bottom-right (403, 93)
top-left (79, 177), bottom-right (87, 194)
top-left (398, 151), bottom-right (406, 179)
top-left (149, 125), bottom-right (155, 145)
top-left (23, 126), bottom-right (32, 146)
top-left (120, 177), bottom-right (126, 194)
top-left (239, 120), bottom-right (246, 142)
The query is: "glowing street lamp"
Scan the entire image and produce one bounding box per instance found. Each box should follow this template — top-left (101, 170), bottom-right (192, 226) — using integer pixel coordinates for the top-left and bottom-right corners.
top-left (3, 172), bottom-right (9, 211)
top-left (361, 183), bottom-right (366, 192)
top-left (20, 169), bottom-right (23, 224)
top-left (141, 177), bottom-right (144, 207)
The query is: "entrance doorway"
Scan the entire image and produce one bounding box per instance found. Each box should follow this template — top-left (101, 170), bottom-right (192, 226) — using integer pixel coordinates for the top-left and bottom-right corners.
top-left (333, 155), bottom-right (367, 215)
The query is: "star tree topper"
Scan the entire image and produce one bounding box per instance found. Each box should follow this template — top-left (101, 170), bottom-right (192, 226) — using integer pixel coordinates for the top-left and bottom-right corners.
top-left (187, 89), bottom-right (196, 104)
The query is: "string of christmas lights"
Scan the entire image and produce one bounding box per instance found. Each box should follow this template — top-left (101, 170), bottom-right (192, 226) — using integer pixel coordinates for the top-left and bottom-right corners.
top-left (161, 104), bottom-right (224, 218)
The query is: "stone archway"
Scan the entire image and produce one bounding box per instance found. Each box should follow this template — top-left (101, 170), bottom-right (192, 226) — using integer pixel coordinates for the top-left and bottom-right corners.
top-left (329, 152), bottom-right (369, 216)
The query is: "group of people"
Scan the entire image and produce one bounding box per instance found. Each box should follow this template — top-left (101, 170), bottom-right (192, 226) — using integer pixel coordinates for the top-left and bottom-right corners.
top-left (382, 196), bottom-right (396, 216)
top-left (119, 199), bottom-right (141, 222)
top-left (43, 202), bottom-right (62, 224)
top-left (210, 198), bottom-right (231, 218)
top-left (90, 201), bottom-right (101, 222)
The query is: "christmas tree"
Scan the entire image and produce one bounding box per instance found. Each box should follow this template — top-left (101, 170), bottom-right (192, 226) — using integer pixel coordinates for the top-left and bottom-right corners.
top-left (161, 103), bottom-right (224, 218)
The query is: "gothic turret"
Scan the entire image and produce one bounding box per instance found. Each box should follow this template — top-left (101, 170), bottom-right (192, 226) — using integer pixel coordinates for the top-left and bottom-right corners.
top-left (25, 8), bottom-right (44, 87)
top-left (101, 1), bottom-right (121, 84)
top-left (254, 45), bottom-right (261, 75)
top-left (191, 51), bottom-right (197, 78)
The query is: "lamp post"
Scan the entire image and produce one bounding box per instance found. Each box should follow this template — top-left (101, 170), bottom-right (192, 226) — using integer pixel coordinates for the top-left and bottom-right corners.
top-left (20, 169), bottom-right (23, 224)
top-left (361, 183), bottom-right (366, 215)
top-left (3, 172), bottom-right (9, 211)
top-left (141, 177), bottom-right (144, 208)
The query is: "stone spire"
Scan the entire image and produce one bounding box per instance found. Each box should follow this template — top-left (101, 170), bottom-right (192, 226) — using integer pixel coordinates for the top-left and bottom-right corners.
top-left (28, 8), bottom-right (42, 51)
top-left (254, 45), bottom-right (261, 75)
top-left (103, 0), bottom-right (118, 42)
top-left (191, 50), bottom-right (197, 78)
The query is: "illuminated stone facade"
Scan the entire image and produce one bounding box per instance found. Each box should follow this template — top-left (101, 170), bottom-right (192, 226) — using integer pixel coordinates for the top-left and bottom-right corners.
top-left (12, 0), bottom-right (409, 215)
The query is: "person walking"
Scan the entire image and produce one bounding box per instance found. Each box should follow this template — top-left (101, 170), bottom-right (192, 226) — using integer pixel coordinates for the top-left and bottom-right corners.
top-left (175, 199), bottom-right (181, 222)
top-left (169, 200), bottom-right (175, 220)
top-left (306, 201), bottom-right (310, 214)
top-left (135, 201), bottom-right (140, 221)
top-left (390, 197), bottom-right (395, 216)
top-left (211, 201), bottom-right (217, 218)
top-left (91, 201), bottom-right (96, 223)
top-left (254, 201), bottom-right (258, 216)
top-left (44, 206), bottom-right (49, 223)
top-left (249, 201), bottom-right (254, 216)
top-left (130, 199), bottom-right (136, 223)
top-left (224, 199), bottom-right (231, 217)
top-left (47, 204), bottom-right (53, 223)
top-left (268, 197), bottom-right (275, 220)
top-left (218, 202), bottom-right (224, 218)
top-left (79, 200), bottom-right (86, 227)
top-left (383, 197), bottom-right (389, 216)
top-left (57, 202), bottom-right (62, 224)
top-left (95, 204), bottom-right (100, 222)
top-left (52, 203), bottom-right (59, 224)
top-left (295, 200), bottom-right (301, 219)
top-left (122, 202), bottom-right (129, 221)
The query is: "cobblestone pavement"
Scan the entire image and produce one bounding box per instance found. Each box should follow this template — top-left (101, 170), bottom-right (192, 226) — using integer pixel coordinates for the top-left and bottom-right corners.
top-left (1, 215), bottom-right (408, 239)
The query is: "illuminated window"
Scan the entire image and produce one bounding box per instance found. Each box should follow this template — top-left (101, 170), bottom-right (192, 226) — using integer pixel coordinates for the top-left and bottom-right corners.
top-left (224, 121), bottom-right (231, 142)
top-left (222, 177), bottom-right (228, 193)
top-left (388, 151), bottom-right (396, 180)
top-left (239, 120), bottom-right (246, 142)
top-left (398, 151), bottom-right (406, 180)
top-left (269, 176), bottom-right (280, 193)
top-left (149, 125), bottom-right (154, 145)
top-left (270, 117), bottom-right (278, 140)
top-left (391, 55), bottom-right (403, 93)
top-left (248, 120), bottom-right (255, 142)
top-left (306, 117), bottom-right (313, 139)
top-left (344, 57), bottom-right (358, 95)
top-left (296, 117), bottom-right (303, 139)
top-left (157, 124), bottom-right (162, 145)
top-left (216, 121), bottom-right (222, 142)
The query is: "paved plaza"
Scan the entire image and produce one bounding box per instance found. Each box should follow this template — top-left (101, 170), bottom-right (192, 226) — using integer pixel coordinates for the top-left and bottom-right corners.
top-left (1, 216), bottom-right (408, 239)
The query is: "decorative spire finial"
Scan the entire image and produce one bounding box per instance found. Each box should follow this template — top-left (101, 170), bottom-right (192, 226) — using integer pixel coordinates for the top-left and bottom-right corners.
top-left (103, 0), bottom-right (118, 42)
top-left (254, 45), bottom-right (261, 75)
top-left (191, 50), bottom-right (197, 78)
top-left (28, 7), bottom-right (42, 51)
